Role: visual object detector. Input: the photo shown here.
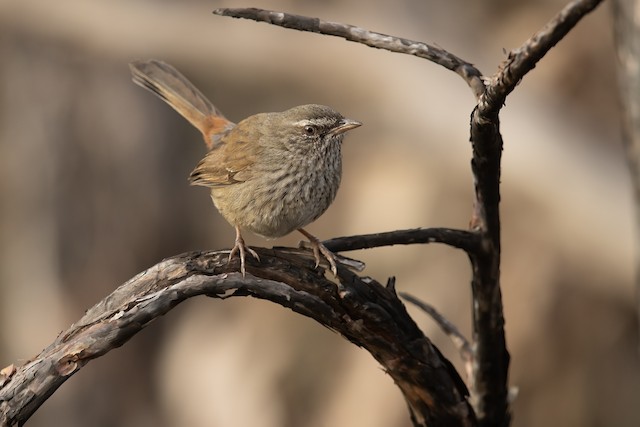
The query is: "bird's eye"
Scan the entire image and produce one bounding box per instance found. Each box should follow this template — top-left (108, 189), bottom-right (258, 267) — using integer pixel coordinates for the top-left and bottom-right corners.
top-left (304, 125), bottom-right (317, 135)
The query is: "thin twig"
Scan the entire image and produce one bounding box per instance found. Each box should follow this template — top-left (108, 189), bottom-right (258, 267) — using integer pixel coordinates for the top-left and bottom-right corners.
top-left (323, 228), bottom-right (480, 254)
top-left (479, 0), bottom-right (604, 116)
top-left (213, 8), bottom-right (485, 99)
top-left (400, 292), bottom-right (472, 363)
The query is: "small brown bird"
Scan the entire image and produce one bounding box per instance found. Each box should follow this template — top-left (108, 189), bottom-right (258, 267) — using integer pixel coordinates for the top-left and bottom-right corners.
top-left (130, 60), bottom-right (361, 276)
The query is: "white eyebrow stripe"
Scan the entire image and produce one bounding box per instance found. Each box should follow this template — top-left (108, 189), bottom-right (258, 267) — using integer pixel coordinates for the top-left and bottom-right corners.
top-left (291, 118), bottom-right (337, 127)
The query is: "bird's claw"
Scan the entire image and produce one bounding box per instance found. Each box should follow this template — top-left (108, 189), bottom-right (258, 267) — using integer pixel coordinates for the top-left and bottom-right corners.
top-left (299, 229), bottom-right (338, 276)
top-left (229, 227), bottom-right (260, 277)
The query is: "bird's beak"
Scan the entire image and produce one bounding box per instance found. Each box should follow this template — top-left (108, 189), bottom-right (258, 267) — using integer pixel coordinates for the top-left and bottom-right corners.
top-left (328, 118), bottom-right (362, 137)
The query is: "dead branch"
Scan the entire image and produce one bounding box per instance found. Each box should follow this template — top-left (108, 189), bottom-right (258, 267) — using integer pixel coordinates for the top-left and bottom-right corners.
top-left (323, 227), bottom-right (480, 253)
top-left (468, 2), bottom-right (603, 425)
top-left (0, 1), bottom-right (605, 426)
top-left (214, 2), bottom-right (604, 426)
top-left (212, 8), bottom-right (485, 99)
top-left (0, 248), bottom-right (474, 427)
top-left (479, 0), bottom-right (604, 115)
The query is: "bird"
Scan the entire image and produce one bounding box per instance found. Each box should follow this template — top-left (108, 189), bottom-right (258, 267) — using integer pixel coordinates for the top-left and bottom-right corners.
top-left (129, 59), bottom-right (361, 276)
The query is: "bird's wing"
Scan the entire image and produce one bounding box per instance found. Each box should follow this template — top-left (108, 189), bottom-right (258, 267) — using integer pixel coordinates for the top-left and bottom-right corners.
top-left (188, 119), bottom-right (263, 187)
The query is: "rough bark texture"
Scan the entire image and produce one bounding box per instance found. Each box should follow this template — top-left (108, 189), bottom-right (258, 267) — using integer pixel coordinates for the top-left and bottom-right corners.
top-left (0, 248), bottom-right (474, 427)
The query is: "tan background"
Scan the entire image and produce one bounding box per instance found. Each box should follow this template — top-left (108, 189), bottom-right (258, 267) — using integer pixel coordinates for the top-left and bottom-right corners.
top-left (0, 0), bottom-right (637, 426)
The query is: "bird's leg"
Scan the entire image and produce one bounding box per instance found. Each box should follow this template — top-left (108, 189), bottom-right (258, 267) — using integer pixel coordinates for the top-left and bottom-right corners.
top-left (229, 225), bottom-right (260, 277)
top-left (298, 228), bottom-right (338, 276)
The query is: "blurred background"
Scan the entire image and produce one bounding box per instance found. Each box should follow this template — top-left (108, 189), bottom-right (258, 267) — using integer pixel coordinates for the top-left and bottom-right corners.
top-left (0, 0), bottom-right (637, 426)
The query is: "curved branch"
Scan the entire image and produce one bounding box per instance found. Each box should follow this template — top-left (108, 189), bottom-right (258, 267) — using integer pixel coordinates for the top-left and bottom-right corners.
top-left (0, 248), bottom-right (475, 427)
top-left (213, 8), bottom-right (485, 98)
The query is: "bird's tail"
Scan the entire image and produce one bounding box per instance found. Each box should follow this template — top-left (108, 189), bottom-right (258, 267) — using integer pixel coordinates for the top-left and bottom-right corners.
top-left (130, 59), bottom-right (234, 149)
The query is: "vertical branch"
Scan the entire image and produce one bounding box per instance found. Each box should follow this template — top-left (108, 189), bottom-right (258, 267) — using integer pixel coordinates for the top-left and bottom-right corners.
top-left (468, 2), bottom-right (603, 426)
top-left (468, 110), bottom-right (509, 427)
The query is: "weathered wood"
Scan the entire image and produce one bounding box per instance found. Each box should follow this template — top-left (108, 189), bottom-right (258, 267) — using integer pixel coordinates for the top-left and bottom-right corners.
top-left (0, 248), bottom-right (474, 427)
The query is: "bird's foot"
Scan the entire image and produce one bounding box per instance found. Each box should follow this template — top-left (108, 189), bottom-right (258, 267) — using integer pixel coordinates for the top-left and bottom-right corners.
top-left (298, 228), bottom-right (338, 276)
top-left (229, 226), bottom-right (260, 277)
